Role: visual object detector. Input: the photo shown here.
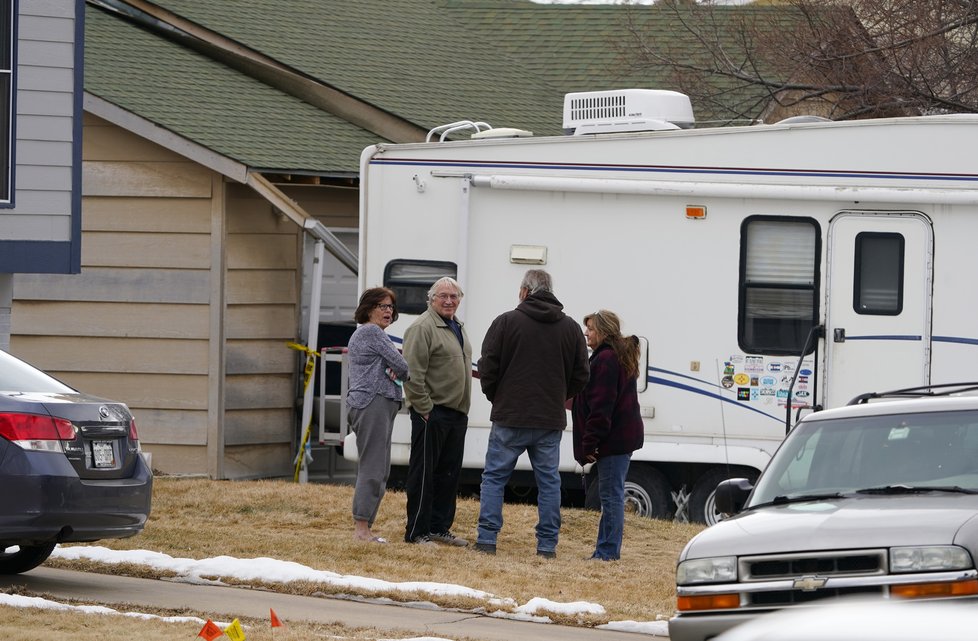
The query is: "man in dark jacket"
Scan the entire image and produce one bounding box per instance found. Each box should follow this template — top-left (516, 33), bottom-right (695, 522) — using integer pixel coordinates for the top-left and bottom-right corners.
top-left (474, 269), bottom-right (589, 558)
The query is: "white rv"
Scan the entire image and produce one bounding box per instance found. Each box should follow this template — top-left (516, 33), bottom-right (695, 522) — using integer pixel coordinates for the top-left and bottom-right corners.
top-left (344, 90), bottom-right (978, 524)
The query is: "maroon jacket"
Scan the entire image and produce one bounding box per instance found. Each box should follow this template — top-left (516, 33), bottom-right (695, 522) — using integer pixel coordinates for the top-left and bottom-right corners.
top-left (572, 343), bottom-right (644, 464)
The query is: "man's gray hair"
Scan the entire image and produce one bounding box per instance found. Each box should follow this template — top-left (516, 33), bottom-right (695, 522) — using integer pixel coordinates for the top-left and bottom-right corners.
top-left (427, 276), bottom-right (464, 301)
top-left (520, 269), bottom-right (553, 295)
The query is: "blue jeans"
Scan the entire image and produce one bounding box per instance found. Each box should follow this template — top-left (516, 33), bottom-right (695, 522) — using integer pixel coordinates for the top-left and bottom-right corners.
top-left (592, 453), bottom-right (631, 560)
top-left (477, 424), bottom-right (562, 553)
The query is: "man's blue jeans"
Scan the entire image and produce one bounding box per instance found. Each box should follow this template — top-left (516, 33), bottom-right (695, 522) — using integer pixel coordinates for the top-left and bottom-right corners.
top-left (593, 453), bottom-right (631, 560)
top-left (477, 424), bottom-right (562, 553)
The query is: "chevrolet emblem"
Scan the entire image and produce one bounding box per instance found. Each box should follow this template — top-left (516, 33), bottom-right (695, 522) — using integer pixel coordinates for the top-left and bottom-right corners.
top-left (793, 576), bottom-right (828, 591)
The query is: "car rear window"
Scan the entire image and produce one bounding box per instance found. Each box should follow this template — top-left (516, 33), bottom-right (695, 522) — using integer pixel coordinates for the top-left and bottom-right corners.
top-left (0, 350), bottom-right (75, 393)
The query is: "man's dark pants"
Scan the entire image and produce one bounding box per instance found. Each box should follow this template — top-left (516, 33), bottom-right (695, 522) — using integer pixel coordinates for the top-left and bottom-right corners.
top-left (404, 406), bottom-right (468, 542)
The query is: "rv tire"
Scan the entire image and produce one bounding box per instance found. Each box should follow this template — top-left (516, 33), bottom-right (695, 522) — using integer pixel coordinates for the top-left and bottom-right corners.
top-left (585, 464), bottom-right (673, 519)
top-left (689, 467), bottom-right (759, 525)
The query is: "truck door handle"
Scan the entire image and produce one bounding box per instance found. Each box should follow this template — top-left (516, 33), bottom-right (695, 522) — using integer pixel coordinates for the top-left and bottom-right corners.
top-left (834, 328), bottom-right (846, 343)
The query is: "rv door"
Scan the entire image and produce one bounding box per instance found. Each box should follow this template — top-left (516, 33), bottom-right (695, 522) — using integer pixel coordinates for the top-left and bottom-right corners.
top-left (823, 212), bottom-right (933, 407)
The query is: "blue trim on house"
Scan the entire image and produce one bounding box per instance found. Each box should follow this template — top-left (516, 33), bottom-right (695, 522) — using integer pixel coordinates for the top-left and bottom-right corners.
top-left (371, 157), bottom-right (978, 185)
top-left (69, 0), bottom-right (83, 273)
top-left (0, 240), bottom-right (73, 272)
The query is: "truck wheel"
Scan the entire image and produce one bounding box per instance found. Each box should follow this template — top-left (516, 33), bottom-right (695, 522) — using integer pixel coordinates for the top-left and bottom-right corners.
top-left (689, 467), bottom-right (759, 525)
top-left (0, 543), bottom-right (56, 575)
top-left (584, 464), bottom-right (673, 519)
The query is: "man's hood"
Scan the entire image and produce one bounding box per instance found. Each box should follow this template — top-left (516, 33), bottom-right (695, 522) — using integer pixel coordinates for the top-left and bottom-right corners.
top-left (516, 290), bottom-right (566, 323)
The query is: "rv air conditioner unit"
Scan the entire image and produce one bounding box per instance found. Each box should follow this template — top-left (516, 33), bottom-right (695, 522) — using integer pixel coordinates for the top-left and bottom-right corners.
top-left (563, 89), bottom-right (695, 135)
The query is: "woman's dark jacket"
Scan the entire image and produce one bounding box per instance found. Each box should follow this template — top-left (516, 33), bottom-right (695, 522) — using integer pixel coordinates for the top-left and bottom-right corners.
top-left (572, 343), bottom-right (644, 464)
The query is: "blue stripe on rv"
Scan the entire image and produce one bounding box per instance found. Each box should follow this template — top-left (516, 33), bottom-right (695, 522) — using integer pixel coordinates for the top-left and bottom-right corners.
top-left (370, 158), bottom-right (978, 184)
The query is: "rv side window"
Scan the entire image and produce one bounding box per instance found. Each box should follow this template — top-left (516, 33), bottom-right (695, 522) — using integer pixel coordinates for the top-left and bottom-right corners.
top-left (383, 260), bottom-right (458, 315)
top-left (739, 217), bottom-right (820, 356)
top-left (853, 232), bottom-right (904, 315)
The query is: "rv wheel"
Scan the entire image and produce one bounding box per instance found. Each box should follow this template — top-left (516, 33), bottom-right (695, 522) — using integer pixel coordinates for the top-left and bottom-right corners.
top-left (583, 464), bottom-right (673, 519)
top-left (689, 467), bottom-right (759, 525)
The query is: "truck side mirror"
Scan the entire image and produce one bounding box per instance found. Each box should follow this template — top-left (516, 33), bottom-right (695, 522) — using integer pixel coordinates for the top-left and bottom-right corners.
top-left (714, 478), bottom-right (753, 515)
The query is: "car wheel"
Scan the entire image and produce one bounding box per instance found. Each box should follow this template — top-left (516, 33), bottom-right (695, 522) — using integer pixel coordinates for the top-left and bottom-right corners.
top-left (0, 543), bottom-right (57, 575)
top-left (586, 464), bottom-right (674, 519)
top-left (689, 467), bottom-right (759, 525)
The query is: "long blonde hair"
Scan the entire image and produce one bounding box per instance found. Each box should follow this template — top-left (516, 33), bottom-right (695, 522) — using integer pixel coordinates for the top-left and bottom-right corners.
top-left (584, 309), bottom-right (640, 380)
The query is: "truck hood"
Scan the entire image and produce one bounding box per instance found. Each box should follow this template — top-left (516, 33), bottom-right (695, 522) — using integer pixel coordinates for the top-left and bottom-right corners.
top-left (681, 494), bottom-right (978, 560)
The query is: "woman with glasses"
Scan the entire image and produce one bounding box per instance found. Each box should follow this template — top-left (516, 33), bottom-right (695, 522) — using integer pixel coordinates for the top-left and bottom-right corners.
top-left (347, 287), bottom-right (409, 543)
top-left (572, 309), bottom-right (644, 561)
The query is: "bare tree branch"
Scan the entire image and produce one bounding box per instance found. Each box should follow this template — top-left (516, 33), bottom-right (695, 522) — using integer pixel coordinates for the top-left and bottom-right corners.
top-left (616, 0), bottom-right (978, 124)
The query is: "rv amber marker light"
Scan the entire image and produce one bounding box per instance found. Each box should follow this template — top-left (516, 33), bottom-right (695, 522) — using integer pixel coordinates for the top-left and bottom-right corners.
top-left (677, 593), bottom-right (740, 611)
top-left (686, 205), bottom-right (707, 220)
top-left (891, 578), bottom-right (978, 599)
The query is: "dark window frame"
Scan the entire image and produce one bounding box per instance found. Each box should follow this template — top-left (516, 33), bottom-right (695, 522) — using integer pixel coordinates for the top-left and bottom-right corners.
top-left (853, 231), bottom-right (905, 316)
top-left (738, 215), bottom-right (821, 356)
top-left (0, 0), bottom-right (12, 203)
top-left (382, 259), bottom-right (457, 315)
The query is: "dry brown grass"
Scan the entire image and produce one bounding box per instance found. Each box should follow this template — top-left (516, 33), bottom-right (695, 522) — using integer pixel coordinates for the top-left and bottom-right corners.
top-left (46, 476), bottom-right (704, 628)
top-left (0, 600), bottom-right (481, 641)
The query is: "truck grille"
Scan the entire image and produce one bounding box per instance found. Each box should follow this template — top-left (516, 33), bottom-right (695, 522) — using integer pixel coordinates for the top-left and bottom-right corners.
top-left (738, 549), bottom-right (887, 607)
top-left (743, 550), bottom-right (886, 580)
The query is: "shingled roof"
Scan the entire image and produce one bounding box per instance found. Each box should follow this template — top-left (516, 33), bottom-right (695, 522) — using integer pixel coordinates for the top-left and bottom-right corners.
top-left (83, 0), bottom-right (781, 176)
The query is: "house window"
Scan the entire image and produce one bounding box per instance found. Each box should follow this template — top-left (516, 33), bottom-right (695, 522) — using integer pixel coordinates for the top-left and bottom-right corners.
top-left (0, 0), bottom-right (11, 202)
top-left (739, 217), bottom-right (820, 355)
top-left (383, 260), bottom-right (457, 315)
top-left (853, 232), bottom-right (904, 315)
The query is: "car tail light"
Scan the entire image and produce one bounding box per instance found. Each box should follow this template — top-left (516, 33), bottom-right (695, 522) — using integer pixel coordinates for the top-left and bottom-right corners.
top-left (129, 418), bottom-right (142, 451)
top-left (0, 412), bottom-right (75, 452)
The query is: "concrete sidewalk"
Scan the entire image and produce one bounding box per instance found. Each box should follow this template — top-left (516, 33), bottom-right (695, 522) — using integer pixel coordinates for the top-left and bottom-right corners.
top-left (1, 567), bottom-right (667, 641)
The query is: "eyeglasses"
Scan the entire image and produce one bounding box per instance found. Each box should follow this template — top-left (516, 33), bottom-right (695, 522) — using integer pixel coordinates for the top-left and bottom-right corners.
top-left (434, 293), bottom-right (461, 302)
top-left (376, 303), bottom-right (395, 311)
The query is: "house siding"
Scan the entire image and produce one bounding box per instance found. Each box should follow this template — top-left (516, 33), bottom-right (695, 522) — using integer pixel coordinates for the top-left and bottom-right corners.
top-left (0, 0), bottom-right (82, 273)
top-left (10, 114), bottom-right (301, 479)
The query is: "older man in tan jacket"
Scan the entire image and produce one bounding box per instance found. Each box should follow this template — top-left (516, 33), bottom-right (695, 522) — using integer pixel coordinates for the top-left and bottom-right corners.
top-left (402, 276), bottom-right (472, 546)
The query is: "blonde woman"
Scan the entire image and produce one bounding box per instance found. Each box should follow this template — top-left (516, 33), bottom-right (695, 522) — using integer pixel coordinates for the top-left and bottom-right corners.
top-left (572, 310), bottom-right (644, 561)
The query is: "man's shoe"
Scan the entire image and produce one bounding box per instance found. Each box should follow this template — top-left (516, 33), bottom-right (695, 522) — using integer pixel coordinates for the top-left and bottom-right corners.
top-left (407, 534), bottom-right (436, 546)
top-left (429, 531), bottom-right (469, 547)
top-left (473, 542), bottom-right (497, 555)
top-left (537, 549), bottom-right (557, 559)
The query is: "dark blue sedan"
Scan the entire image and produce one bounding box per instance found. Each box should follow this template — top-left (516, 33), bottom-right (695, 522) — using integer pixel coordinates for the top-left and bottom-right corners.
top-left (0, 349), bottom-right (152, 573)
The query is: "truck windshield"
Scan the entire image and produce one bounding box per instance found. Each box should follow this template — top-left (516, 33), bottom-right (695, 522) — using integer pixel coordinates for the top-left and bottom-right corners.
top-left (749, 409), bottom-right (978, 506)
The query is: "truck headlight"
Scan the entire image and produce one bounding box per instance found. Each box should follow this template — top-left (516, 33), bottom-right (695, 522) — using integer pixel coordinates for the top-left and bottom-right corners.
top-left (677, 556), bottom-right (737, 585)
top-left (890, 546), bottom-right (972, 573)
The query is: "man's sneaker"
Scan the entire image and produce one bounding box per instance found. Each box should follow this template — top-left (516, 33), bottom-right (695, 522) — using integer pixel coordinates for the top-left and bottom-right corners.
top-left (407, 534), bottom-right (436, 546)
top-left (429, 531), bottom-right (469, 547)
top-left (537, 549), bottom-right (557, 559)
top-left (473, 542), bottom-right (497, 555)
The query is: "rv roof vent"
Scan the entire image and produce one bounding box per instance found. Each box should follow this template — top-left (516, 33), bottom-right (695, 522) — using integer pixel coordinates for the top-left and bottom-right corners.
top-left (563, 89), bottom-right (694, 135)
top-left (470, 127), bottom-right (533, 139)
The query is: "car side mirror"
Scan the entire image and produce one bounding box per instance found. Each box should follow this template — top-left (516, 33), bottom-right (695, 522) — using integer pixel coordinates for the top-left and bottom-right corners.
top-left (714, 478), bottom-right (753, 516)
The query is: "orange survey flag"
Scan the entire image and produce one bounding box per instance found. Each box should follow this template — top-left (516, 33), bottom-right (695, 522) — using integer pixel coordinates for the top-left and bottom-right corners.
top-left (197, 619), bottom-right (223, 641)
top-left (268, 608), bottom-right (282, 628)
top-left (270, 608), bottom-right (284, 628)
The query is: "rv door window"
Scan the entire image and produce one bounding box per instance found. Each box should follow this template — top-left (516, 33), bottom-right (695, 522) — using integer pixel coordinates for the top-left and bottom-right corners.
top-left (383, 260), bottom-right (458, 315)
top-left (853, 232), bottom-right (904, 315)
top-left (739, 217), bottom-right (820, 355)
